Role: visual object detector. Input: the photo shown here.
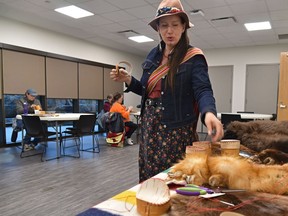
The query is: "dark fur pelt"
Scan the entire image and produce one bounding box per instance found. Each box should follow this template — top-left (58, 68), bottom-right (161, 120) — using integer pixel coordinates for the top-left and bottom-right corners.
top-left (168, 192), bottom-right (288, 216)
top-left (223, 120), bottom-right (288, 164)
top-left (252, 149), bottom-right (288, 165)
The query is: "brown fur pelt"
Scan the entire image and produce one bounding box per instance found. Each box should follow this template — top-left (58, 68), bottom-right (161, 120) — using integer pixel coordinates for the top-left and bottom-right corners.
top-left (223, 120), bottom-right (288, 165)
top-left (168, 191), bottom-right (288, 216)
top-left (224, 120), bottom-right (288, 153)
top-left (168, 154), bottom-right (288, 195)
top-left (251, 149), bottom-right (288, 165)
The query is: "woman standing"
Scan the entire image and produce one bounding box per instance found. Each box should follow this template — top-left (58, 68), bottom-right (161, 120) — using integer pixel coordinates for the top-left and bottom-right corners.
top-left (110, 0), bottom-right (223, 182)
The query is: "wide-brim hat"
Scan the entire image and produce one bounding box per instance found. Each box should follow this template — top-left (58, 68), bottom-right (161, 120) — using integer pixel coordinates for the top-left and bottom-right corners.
top-left (149, 0), bottom-right (193, 31)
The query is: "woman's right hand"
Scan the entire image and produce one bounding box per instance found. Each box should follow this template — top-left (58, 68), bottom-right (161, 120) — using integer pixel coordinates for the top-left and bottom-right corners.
top-left (110, 68), bottom-right (132, 85)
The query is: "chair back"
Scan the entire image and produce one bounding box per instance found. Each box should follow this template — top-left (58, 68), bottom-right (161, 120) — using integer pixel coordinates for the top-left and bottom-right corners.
top-left (22, 115), bottom-right (45, 137)
top-left (106, 112), bottom-right (125, 133)
top-left (77, 114), bottom-right (96, 134)
top-left (221, 114), bottom-right (242, 129)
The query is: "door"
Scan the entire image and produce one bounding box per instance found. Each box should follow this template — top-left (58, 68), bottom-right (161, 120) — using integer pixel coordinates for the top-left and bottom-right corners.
top-left (209, 66), bottom-right (233, 113)
top-left (197, 65), bottom-right (233, 133)
top-left (246, 64), bottom-right (279, 114)
top-left (277, 52), bottom-right (288, 121)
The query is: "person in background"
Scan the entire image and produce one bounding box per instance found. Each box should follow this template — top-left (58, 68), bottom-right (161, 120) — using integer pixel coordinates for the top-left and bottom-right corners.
top-left (103, 94), bottom-right (113, 113)
top-left (110, 92), bottom-right (138, 145)
top-left (16, 88), bottom-right (42, 114)
top-left (16, 88), bottom-right (42, 150)
top-left (110, 0), bottom-right (223, 182)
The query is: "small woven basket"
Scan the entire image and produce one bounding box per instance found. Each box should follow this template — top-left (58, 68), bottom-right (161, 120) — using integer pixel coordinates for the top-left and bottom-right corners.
top-left (136, 178), bottom-right (171, 216)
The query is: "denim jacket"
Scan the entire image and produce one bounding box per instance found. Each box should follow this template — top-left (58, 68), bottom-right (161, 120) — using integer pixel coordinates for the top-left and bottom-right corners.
top-left (125, 44), bottom-right (217, 129)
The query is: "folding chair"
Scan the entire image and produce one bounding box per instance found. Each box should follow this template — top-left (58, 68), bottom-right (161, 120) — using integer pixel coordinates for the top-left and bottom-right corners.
top-left (62, 114), bottom-right (100, 157)
top-left (20, 115), bottom-right (56, 162)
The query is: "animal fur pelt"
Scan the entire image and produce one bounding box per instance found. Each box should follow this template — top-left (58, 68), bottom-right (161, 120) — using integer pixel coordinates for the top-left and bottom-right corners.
top-left (223, 120), bottom-right (288, 164)
top-left (168, 191), bottom-right (288, 216)
top-left (251, 149), bottom-right (288, 165)
top-left (168, 154), bottom-right (288, 195)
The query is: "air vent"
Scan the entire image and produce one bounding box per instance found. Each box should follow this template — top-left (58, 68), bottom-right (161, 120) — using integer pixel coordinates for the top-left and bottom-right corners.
top-left (210, 16), bottom-right (237, 27)
top-left (278, 34), bottom-right (288, 40)
top-left (190, 9), bottom-right (205, 17)
top-left (117, 30), bottom-right (139, 37)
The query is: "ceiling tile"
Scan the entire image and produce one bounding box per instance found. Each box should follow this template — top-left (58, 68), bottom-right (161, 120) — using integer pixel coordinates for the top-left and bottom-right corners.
top-left (78, 0), bottom-right (119, 14)
top-left (266, 0), bottom-right (288, 11)
top-left (26, 0), bottom-right (69, 10)
top-left (225, 0), bottom-right (261, 5)
top-left (236, 12), bottom-right (271, 23)
top-left (273, 27), bottom-right (288, 34)
top-left (229, 1), bottom-right (268, 15)
top-left (272, 20), bottom-right (288, 28)
top-left (270, 10), bottom-right (288, 20)
top-left (202, 6), bottom-right (234, 19)
top-left (95, 23), bottom-right (127, 33)
top-left (143, 0), bottom-right (160, 4)
top-left (125, 5), bottom-right (156, 19)
top-left (105, 0), bottom-right (148, 9)
top-left (184, 0), bottom-right (226, 10)
top-left (120, 19), bottom-right (149, 31)
top-left (101, 10), bottom-right (136, 22)
top-left (79, 14), bottom-right (114, 26)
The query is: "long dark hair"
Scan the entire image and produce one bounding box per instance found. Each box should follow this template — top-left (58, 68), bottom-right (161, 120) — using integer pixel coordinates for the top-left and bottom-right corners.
top-left (112, 92), bottom-right (122, 104)
top-left (166, 19), bottom-right (189, 90)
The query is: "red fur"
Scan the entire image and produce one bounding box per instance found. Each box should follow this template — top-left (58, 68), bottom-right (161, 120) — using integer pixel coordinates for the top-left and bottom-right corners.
top-left (169, 154), bottom-right (288, 195)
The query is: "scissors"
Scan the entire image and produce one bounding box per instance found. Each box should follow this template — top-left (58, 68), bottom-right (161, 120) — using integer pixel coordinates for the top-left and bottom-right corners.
top-left (176, 184), bottom-right (214, 196)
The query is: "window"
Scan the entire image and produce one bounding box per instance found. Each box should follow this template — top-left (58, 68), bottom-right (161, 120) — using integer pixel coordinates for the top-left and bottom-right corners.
top-left (79, 99), bottom-right (101, 132)
top-left (79, 99), bottom-right (99, 113)
top-left (4, 94), bottom-right (22, 125)
top-left (47, 98), bottom-right (73, 113)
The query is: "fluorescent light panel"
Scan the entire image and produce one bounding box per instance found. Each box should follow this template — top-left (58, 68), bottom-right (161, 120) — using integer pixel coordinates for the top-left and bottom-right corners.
top-left (128, 35), bottom-right (154, 43)
top-left (244, 21), bottom-right (271, 31)
top-left (55, 5), bottom-right (94, 19)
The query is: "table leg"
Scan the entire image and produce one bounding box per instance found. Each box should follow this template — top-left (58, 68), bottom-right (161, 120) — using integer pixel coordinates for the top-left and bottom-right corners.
top-left (56, 121), bottom-right (60, 158)
top-left (46, 121), bottom-right (60, 161)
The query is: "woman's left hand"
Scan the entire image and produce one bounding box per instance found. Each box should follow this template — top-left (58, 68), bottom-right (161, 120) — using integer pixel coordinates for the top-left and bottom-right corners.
top-left (204, 112), bottom-right (224, 142)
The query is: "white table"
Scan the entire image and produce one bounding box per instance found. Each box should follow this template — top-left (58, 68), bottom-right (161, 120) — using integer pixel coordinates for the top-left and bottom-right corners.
top-left (16, 113), bottom-right (93, 160)
top-left (217, 113), bottom-right (273, 120)
top-left (130, 111), bottom-right (141, 124)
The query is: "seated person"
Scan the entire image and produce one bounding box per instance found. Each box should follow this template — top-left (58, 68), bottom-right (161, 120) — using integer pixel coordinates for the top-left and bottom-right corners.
top-left (103, 94), bottom-right (113, 113)
top-left (110, 92), bottom-right (138, 145)
top-left (15, 88), bottom-right (42, 150)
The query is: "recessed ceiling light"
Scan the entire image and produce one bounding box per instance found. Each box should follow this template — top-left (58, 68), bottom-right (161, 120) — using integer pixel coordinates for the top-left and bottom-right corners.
top-left (128, 36), bottom-right (154, 43)
top-left (244, 21), bottom-right (271, 31)
top-left (55, 5), bottom-right (94, 19)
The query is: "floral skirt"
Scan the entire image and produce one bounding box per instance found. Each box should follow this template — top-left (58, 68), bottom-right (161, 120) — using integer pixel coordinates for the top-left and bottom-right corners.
top-left (139, 105), bottom-right (197, 182)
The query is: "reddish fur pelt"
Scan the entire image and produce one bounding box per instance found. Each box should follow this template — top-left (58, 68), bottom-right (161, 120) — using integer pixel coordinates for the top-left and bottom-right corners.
top-left (223, 120), bottom-right (288, 164)
top-left (169, 154), bottom-right (288, 195)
